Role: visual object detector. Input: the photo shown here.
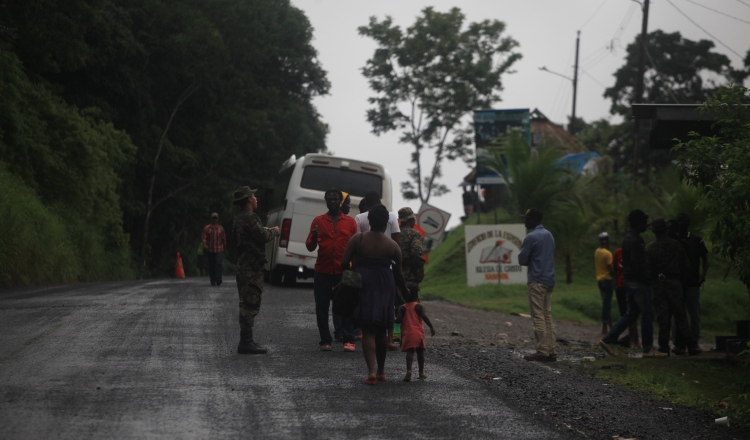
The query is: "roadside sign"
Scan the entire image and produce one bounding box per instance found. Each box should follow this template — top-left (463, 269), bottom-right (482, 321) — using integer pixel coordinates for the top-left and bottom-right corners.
top-left (465, 224), bottom-right (527, 286)
top-left (416, 203), bottom-right (451, 252)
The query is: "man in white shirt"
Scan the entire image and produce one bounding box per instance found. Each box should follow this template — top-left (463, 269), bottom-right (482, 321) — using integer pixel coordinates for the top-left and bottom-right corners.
top-left (355, 191), bottom-right (401, 242)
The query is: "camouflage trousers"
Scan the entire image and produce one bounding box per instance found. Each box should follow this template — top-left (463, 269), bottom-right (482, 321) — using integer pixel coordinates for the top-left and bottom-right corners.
top-left (653, 279), bottom-right (692, 349)
top-left (237, 271), bottom-right (264, 330)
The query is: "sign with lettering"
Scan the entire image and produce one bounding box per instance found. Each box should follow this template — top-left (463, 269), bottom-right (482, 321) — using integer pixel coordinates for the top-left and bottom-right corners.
top-left (465, 224), bottom-right (527, 286)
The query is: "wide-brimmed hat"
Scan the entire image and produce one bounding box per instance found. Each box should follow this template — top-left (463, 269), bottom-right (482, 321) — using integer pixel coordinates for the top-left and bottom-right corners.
top-left (232, 186), bottom-right (257, 204)
top-left (398, 207), bottom-right (417, 221)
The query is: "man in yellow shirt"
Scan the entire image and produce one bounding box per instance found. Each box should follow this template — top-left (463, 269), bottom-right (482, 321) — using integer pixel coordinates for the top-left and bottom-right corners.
top-left (595, 232), bottom-right (614, 335)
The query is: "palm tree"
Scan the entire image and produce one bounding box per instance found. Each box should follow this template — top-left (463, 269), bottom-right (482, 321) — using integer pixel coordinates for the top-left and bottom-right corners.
top-left (480, 132), bottom-right (588, 283)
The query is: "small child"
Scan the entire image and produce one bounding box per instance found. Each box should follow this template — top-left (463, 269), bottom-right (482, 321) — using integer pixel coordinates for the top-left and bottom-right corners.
top-left (395, 283), bottom-right (435, 381)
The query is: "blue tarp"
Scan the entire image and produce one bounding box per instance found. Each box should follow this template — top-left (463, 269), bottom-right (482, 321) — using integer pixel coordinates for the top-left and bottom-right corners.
top-left (557, 152), bottom-right (599, 175)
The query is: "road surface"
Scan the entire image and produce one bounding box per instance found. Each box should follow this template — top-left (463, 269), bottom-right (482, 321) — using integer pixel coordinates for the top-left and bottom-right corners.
top-left (0, 278), bottom-right (570, 439)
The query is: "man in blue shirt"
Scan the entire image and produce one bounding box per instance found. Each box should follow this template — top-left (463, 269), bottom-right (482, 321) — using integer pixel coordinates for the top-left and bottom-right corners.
top-left (518, 208), bottom-right (556, 362)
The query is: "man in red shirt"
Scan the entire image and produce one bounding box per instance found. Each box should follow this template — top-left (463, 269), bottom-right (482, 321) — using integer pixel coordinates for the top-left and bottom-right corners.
top-left (202, 212), bottom-right (227, 286)
top-left (306, 189), bottom-right (358, 352)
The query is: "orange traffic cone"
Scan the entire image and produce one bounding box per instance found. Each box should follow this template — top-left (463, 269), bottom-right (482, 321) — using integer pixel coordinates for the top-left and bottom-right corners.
top-left (174, 252), bottom-right (186, 278)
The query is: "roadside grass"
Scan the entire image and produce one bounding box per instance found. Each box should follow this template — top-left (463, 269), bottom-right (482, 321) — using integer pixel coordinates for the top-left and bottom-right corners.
top-left (584, 356), bottom-right (750, 427)
top-left (421, 208), bottom-right (750, 336)
top-left (421, 209), bottom-right (750, 427)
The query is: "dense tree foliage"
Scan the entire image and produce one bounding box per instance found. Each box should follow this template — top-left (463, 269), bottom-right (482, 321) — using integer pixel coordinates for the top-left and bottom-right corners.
top-left (0, 0), bottom-right (329, 283)
top-left (359, 7), bottom-right (521, 204)
top-left (674, 85), bottom-right (750, 293)
top-left (604, 30), bottom-right (745, 117)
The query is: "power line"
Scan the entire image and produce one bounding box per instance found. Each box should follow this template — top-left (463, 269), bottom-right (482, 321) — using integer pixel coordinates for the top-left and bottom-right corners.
top-left (581, 47), bottom-right (612, 70)
top-left (683, 0), bottom-right (750, 25)
top-left (613, 2), bottom-right (638, 43)
top-left (735, 0), bottom-right (750, 9)
top-left (579, 0), bottom-right (608, 30)
top-left (580, 45), bottom-right (608, 63)
top-left (666, 0), bottom-right (745, 58)
top-left (641, 43), bottom-right (682, 103)
top-left (580, 69), bottom-right (609, 89)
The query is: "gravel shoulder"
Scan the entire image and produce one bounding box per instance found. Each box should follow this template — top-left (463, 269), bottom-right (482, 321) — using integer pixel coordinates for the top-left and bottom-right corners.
top-left (423, 299), bottom-right (748, 440)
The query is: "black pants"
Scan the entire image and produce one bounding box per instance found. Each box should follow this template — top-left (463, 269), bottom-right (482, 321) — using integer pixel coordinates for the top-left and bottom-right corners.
top-left (206, 252), bottom-right (223, 285)
top-left (314, 272), bottom-right (355, 345)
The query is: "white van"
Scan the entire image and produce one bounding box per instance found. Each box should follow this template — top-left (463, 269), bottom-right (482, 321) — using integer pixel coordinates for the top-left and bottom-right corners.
top-left (263, 153), bottom-right (392, 285)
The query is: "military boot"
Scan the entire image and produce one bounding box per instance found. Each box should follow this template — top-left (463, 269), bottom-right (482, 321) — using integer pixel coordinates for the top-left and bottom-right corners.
top-left (237, 328), bottom-right (267, 354)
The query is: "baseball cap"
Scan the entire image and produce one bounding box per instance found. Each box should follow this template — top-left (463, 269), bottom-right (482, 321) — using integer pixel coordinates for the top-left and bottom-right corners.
top-left (598, 232), bottom-right (609, 240)
top-left (210, 212), bottom-right (219, 218)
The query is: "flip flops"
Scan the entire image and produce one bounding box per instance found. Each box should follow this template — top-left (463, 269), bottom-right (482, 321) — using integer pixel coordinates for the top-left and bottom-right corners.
top-left (363, 378), bottom-right (377, 385)
top-left (418, 373), bottom-right (427, 380)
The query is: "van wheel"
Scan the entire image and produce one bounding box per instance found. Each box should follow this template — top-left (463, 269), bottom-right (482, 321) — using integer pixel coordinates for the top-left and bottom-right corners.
top-left (270, 266), bottom-right (284, 285)
top-left (282, 268), bottom-right (297, 287)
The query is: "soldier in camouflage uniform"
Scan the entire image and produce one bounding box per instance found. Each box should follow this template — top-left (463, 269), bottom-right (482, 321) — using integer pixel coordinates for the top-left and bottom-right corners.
top-left (232, 186), bottom-right (280, 355)
top-left (397, 207), bottom-right (425, 287)
top-left (645, 218), bottom-right (696, 356)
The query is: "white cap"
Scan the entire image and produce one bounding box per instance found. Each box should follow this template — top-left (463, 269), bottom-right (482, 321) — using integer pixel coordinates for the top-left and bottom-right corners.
top-left (598, 232), bottom-right (609, 240)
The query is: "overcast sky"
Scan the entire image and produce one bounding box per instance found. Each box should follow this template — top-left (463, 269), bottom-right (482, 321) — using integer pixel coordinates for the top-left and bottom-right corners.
top-left (292, 0), bottom-right (750, 229)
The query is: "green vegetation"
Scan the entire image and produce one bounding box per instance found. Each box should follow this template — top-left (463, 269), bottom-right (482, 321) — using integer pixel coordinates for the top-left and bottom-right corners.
top-left (0, 0), bottom-right (329, 286)
top-left (675, 85), bottom-right (750, 289)
top-left (585, 355), bottom-right (750, 427)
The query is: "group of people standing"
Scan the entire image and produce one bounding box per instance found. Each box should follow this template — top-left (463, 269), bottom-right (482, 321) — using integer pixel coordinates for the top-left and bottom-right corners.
top-left (306, 189), bottom-right (434, 384)
top-left (597, 210), bottom-right (709, 358)
top-left (225, 185), bottom-right (435, 384)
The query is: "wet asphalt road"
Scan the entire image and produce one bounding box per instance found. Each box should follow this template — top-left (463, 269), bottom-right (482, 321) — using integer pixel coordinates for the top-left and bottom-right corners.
top-left (0, 278), bottom-right (571, 439)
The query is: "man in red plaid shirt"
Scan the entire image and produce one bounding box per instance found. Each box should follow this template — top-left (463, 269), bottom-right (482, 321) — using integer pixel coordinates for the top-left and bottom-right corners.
top-left (202, 212), bottom-right (227, 286)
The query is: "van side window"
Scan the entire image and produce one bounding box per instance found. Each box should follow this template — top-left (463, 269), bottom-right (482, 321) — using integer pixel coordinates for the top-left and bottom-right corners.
top-left (271, 166), bottom-right (294, 209)
top-left (300, 166), bottom-right (382, 197)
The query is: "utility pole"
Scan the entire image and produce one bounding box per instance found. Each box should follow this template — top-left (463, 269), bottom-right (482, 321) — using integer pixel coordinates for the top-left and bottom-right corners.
top-left (571, 30), bottom-right (580, 135)
top-left (539, 31), bottom-right (581, 135)
top-left (632, 0), bottom-right (650, 180)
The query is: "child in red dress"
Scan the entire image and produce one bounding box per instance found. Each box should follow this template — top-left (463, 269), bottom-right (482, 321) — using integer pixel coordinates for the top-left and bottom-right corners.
top-left (395, 283), bottom-right (435, 381)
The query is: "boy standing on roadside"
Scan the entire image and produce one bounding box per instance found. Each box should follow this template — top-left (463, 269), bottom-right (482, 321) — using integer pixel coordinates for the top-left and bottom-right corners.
top-left (595, 232), bottom-right (614, 335)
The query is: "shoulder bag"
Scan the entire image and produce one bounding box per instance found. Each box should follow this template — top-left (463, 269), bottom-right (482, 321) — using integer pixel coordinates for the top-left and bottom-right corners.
top-left (332, 235), bottom-right (363, 317)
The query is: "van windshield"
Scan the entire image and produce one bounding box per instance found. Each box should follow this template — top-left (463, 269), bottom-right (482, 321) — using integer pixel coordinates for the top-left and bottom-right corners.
top-left (300, 166), bottom-right (382, 197)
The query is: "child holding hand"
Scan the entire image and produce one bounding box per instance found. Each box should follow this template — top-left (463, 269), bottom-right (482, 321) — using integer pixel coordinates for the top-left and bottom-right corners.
top-left (395, 283), bottom-right (435, 381)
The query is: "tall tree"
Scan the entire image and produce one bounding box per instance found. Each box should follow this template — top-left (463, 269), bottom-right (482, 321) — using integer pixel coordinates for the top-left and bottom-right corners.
top-left (359, 7), bottom-right (521, 204)
top-left (1, 0), bottom-right (330, 276)
top-left (605, 30), bottom-right (743, 117)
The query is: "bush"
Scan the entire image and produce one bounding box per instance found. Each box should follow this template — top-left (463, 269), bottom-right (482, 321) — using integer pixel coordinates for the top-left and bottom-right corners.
top-left (0, 168), bottom-right (80, 287)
